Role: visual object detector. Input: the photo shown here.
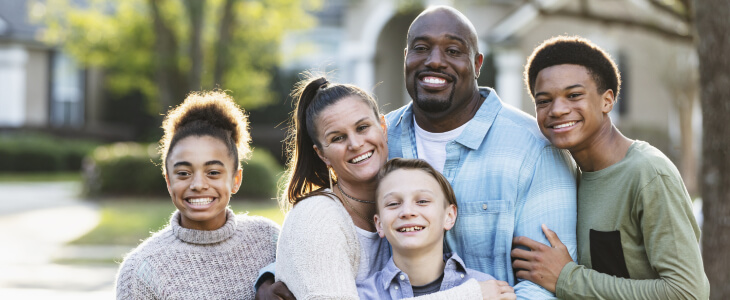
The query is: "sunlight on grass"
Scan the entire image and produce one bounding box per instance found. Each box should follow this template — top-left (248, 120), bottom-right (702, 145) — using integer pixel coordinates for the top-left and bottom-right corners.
top-left (70, 197), bottom-right (284, 246)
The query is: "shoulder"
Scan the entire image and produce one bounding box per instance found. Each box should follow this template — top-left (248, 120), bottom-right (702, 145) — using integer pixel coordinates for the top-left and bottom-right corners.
top-left (628, 141), bottom-right (682, 178)
top-left (116, 227), bottom-right (175, 286)
top-left (384, 103), bottom-right (412, 127)
top-left (286, 193), bottom-right (348, 222)
top-left (279, 192), bottom-right (356, 241)
top-left (236, 214), bottom-right (280, 235)
top-left (494, 103), bottom-right (552, 149)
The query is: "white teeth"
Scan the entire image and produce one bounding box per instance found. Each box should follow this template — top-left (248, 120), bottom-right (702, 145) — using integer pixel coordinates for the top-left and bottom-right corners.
top-left (398, 226), bottom-right (424, 232)
top-left (188, 198), bottom-right (213, 205)
top-left (554, 121), bottom-right (576, 129)
top-left (424, 77), bottom-right (446, 84)
top-left (350, 151), bottom-right (373, 164)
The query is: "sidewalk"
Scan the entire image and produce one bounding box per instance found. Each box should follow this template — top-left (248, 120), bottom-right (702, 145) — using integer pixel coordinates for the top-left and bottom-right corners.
top-left (0, 182), bottom-right (121, 299)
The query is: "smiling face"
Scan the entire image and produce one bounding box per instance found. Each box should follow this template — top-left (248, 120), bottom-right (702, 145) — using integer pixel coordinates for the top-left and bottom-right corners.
top-left (166, 135), bottom-right (242, 230)
top-left (375, 168), bottom-right (456, 254)
top-left (534, 64), bottom-right (615, 152)
top-left (313, 96), bottom-right (388, 186)
top-left (404, 8), bottom-right (483, 119)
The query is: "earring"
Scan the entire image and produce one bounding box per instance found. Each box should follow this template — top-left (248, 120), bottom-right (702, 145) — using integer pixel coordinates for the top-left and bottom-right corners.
top-left (328, 166), bottom-right (333, 190)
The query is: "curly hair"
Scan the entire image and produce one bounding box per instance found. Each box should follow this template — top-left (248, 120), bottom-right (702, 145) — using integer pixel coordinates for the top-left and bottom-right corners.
top-left (159, 90), bottom-right (251, 174)
top-left (524, 35), bottom-right (621, 100)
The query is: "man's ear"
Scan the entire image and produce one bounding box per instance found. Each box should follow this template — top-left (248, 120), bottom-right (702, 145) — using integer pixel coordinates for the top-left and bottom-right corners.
top-left (474, 53), bottom-right (484, 79)
top-left (404, 47), bottom-right (408, 59)
top-left (443, 204), bottom-right (457, 231)
top-left (374, 214), bottom-right (386, 238)
top-left (232, 168), bottom-right (243, 194)
top-left (313, 144), bottom-right (330, 166)
top-left (601, 89), bottom-right (616, 114)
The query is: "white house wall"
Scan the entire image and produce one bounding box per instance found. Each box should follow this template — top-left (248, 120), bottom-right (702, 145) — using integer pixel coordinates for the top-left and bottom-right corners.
top-left (0, 45), bottom-right (28, 127)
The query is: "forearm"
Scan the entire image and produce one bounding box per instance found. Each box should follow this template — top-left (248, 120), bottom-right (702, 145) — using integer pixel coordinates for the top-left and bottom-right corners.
top-left (556, 262), bottom-right (705, 300)
top-left (514, 279), bottom-right (557, 300)
top-left (404, 279), bottom-right (482, 300)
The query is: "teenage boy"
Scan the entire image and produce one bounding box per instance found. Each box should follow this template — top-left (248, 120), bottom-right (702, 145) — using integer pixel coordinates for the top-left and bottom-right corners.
top-left (511, 35), bottom-right (710, 299)
top-left (358, 158), bottom-right (515, 300)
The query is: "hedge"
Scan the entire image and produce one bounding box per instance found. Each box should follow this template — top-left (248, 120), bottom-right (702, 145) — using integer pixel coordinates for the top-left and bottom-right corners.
top-left (84, 142), bottom-right (284, 198)
top-left (0, 133), bottom-right (98, 172)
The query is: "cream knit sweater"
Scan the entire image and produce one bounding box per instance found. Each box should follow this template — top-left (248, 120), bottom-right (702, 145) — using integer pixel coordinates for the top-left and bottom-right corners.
top-left (276, 192), bottom-right (483, 300)
top-left (116, 208), bottom-right (279, 299)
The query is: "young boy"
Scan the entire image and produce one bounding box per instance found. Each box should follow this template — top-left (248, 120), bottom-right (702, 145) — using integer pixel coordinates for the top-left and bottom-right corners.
top-left (511, 36), bottom-right (709, 299)
top-left (357, 158), bottom-right (515, 300)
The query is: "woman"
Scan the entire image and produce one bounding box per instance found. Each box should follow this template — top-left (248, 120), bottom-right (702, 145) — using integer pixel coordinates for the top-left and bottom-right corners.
top-left (116, 91), bottom-right (279, 299)
top-left (275, 77), bottom-right (490, 299)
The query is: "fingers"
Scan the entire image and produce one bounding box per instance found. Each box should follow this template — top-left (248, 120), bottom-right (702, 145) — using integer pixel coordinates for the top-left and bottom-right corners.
top-left (512, 236), bottom-right (542, 250)
top-left (510, 247), bottom-right (534, 260)
top-left (272, 282), bottom-right (296, 300)
top-left (541, 224), bottom-right (563, 247)
top-left (496, 280), bottom-right (510, 286)
top-left (512, 258), bottom-right (531, 272)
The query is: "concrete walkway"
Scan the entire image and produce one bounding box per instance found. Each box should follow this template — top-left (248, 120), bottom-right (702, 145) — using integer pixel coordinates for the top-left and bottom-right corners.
top-left (0, 182), bottom-right (119, 299)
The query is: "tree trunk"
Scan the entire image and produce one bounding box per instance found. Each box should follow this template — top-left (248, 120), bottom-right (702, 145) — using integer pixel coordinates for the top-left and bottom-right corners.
top-left (150, 0), bottom-right (187, 109)
top-left (185, 0), bottom-right (204, 91)
top-left (695, 0), bottom-right (730, 298)
top-left (214, 0), bottom-right (237, 87)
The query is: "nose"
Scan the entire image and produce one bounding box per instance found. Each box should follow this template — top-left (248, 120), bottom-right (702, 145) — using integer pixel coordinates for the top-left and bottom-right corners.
top-left (189, 173), bottom-right (209, 191)
top-left (347, 134), bottom-right (364, 151)
top-left (549, 97), bottom-right (571, 118)
top-left (425, 48), bottom-right (447, 69)
top-left (398, 201), bottom-right (417, 219)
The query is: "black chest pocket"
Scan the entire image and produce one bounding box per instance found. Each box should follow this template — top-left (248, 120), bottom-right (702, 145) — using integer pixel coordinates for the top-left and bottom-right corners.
top-left (589, 229), bottom-right (630, 278)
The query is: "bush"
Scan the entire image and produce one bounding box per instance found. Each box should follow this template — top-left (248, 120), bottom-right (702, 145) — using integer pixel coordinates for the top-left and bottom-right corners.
top-left (0, 133), bottom-right (98, 172)
top-left (84, 142), bottom-right (284, 198)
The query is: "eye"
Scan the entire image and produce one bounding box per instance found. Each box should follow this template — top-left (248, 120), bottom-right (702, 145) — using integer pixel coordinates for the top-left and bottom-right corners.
top-left (412, 44), bottom-right (428, 52)
top-left (385, 201), bottom-right (400, 207)
top-left (568, 93), bottom-right (583, 99)
top-left (417, 199), bottom-right (431, 205)
top-left (446, 48), bottom-right (461, 55)
top-left (208, 170), bottom-right (221, 176)
top-left (331, 135), bottom-right (345, 143)
top-left (176, 170), bottom-right (191, 177)
top-left (535, 98), bottom-right (551, 106)
top-left (357, 124), bottom-right (369, 132)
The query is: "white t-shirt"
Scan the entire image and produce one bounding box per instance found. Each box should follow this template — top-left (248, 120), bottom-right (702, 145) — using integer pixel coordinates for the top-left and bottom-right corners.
top-left (414, 116), bottom-right (468, 172)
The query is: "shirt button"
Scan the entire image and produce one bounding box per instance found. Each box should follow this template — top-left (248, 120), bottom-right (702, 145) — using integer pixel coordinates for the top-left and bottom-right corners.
top-left (482, 203), bottom-right (488, 210)
top-left (460, 274), bottom-right (465, 278)
top-left (399, 275), bottom-right (405, 280)
top-left (394, 286), bottom-right (399, 290)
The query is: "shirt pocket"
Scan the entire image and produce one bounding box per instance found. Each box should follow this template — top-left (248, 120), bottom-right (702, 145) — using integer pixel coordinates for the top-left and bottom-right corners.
top-left (456, 200), bottom-right (510, 258)
top-left (589, 229), bottom-right (630, 278)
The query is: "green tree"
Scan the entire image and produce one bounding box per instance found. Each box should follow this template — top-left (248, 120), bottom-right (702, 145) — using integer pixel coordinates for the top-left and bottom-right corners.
top-left (38, 0), bottom-right (319, 112)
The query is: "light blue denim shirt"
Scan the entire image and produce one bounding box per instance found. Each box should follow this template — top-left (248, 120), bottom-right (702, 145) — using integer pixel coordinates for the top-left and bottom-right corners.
top-left (385, 87), bottom-right (578, 299)
top-left (357, 253), bottom-right (493, 300)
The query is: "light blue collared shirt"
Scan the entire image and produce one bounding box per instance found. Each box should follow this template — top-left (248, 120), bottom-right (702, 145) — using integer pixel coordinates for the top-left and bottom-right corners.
top-left (385, 87), bottom-right (578, 299)
top-left (357, 253), bottom-right (493, 300)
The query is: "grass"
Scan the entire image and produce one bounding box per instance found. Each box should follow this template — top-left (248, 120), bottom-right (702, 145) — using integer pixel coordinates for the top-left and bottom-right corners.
top-left (0, 171), bottom-right (82, 182)
top-left (70, 197), bottom-right (284, 246)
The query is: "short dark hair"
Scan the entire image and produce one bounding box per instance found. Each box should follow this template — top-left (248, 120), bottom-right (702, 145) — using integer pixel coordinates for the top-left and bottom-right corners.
top-left (282, 75), bottom-right (381, 207)
top-left (524, 35), bottom-right (621, 100)
top-left (375, 158), bottom-right (458, 211)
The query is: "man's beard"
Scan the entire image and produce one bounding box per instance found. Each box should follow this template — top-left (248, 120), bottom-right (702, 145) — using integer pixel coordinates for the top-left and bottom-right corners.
top-left (413, 77), bottom-right (457, 113)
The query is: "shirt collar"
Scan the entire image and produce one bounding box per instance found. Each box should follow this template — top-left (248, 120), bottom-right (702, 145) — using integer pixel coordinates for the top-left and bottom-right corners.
top-left (380, 256), bottom-right (405, 290)
top-left (378, 252), bottom-right (470, 290)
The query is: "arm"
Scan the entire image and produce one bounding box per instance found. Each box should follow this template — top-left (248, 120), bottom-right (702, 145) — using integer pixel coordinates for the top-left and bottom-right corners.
top-left (116, 259), bottom-right (158, 300)
top-left (513, 146), bottom-right (578, 299)
top-left (276, 197), bottom-right (360, 300)
top-left (553, 175), bottom-right (709, 300)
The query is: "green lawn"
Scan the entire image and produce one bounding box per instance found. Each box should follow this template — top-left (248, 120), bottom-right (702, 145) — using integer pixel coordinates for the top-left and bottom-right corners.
top-left (70, 197), bottom-right (284, 246)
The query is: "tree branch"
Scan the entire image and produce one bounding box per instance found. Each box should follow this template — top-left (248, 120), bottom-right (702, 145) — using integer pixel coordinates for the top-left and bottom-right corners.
top-left (185, 0), bottom-right (204, 91)
top-left (647, 0), bottom-right (692, 22)
top-left (214, 0), bottom-right (237, 86)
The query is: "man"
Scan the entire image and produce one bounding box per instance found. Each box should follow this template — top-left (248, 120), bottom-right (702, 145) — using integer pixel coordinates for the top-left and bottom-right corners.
top-left (511, 35), bottom-right (709, 299)
top-left (256, 6), bottom-right (577, 300)
top-left (385, 6), bottom-right (577, 299)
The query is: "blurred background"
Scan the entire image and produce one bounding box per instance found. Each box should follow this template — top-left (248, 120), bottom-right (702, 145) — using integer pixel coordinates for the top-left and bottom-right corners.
top-left (0, 0), bottom-right (727, 298)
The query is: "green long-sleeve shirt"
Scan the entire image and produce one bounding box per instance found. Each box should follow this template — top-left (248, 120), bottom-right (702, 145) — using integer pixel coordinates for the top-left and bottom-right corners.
top-left (556, 141), bottom-right (709, 300)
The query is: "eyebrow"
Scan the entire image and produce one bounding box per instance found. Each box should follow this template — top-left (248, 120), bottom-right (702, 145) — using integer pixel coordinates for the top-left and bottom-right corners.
top-left (324, 117), bottom-right (369, 138)
top-left (172, 160), bottom-right (225, 168)
top-left (534, 84), bottom-right (585, 97)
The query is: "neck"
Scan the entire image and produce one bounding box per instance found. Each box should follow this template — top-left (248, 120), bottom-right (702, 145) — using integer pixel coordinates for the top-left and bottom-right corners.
top-left (337, 180), bottom-right (377, 231)
top-left (413, 89), bottom-right (484, 133)
top-left (570, 120), bottom-right (633, 172)
top-left (392, 243), bottom-right (445, 286)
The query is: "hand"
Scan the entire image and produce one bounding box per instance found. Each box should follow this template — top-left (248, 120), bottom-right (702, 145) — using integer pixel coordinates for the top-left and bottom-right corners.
top-left (478, 280), bottom-right (516, 300)
top-left (255, 278), bottom-right (296, 300)
top-left (511, 224), bottom-right (573, 293)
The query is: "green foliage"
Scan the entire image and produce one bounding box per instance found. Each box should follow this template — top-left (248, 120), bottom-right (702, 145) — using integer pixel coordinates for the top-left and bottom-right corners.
top-left (0, 134), bottom-right (98, 172)
top-left (84, 142), bottom-right (284, 198)
top-left (38, 0), bottom-right (320, 111)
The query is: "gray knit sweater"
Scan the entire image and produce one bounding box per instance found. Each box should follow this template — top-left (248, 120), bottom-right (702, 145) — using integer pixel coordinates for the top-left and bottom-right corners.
top-left (116, 208), bottom-right (279, 299)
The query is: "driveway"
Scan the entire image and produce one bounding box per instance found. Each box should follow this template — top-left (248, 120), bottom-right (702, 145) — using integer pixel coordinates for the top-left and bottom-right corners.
top-left (0, 182), bottom-right (117, 299)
